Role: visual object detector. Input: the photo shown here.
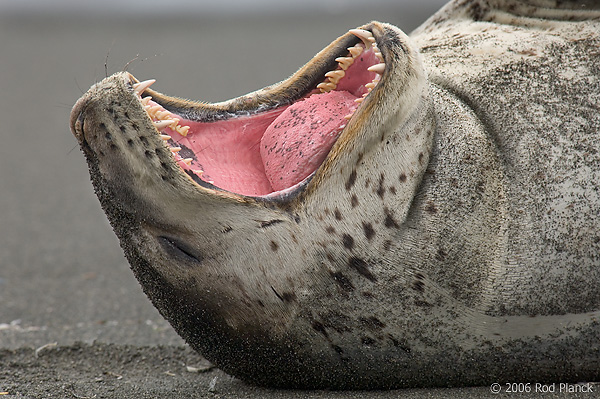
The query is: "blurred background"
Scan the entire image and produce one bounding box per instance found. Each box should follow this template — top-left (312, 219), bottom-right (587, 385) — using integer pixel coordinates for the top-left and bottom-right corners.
top-left (0, 0), bottom-right (446, 349)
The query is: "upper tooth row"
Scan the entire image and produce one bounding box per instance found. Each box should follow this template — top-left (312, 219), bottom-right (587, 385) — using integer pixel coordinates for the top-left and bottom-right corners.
top-left (133, 79), bottom-right (191, 137)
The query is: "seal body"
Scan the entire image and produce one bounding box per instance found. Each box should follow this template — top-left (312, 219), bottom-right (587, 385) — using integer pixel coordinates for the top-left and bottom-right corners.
top-left (70, 0), bottom-right (600, 389)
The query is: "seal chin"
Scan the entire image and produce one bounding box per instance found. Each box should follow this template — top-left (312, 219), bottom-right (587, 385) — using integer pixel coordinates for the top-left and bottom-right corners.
top-left (128, 26), bottom-right (386, 200)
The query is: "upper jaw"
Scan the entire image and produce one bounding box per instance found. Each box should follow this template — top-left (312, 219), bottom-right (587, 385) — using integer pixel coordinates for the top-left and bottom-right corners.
top-left (71, 22), bottom-right (390, 209)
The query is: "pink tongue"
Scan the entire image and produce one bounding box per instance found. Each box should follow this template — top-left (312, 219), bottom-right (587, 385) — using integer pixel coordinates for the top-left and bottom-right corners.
top-left (260, 90), bottom-right (358, 191)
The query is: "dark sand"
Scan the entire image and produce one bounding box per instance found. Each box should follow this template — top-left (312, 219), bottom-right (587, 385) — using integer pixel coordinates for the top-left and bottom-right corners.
top-left (0, 4), bottom-right (597, 398)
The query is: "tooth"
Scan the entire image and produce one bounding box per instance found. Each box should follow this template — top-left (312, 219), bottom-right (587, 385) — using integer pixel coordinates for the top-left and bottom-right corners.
top-left (170, 147), bottom-right (182, 153)
top-left (177, 126), bottom-right (190, 136)
top-left (365, 82), bottom-right (377, 90)
top-left (133, 79), bottom-right (156, 96)
top-left (355, 98), bottom-right (364, 104)
top-left (325, 70), bottom-right (345, 85)
top-left (335, 56), bottom-right (353, 70)
top-left (156, 110), bottom-right (172, 120)
top-left (148, 105), bottom-right (162, 118)
top-left (141, 96), bottom-right (152, 106)
top-left (368, 63), bottom-right (386, 74)
top-left (160, 134), bottom-right (171, 141)
top-left (153, 120), bottom-right (173, 131)
top-left (348, 45), bottom-right (363, 58)
top-left (183, 158), bottom-right (193, 166)
top-left (343, 113), bottom-right (354, 120)
top-left (349, 29), bottom-right (374, 49)
top-left (317, 82), bottom-right (336, 93)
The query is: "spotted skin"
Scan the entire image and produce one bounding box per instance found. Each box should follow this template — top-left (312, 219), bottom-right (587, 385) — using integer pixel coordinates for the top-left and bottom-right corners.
top-left (70, 0), bottom-right (600, 389)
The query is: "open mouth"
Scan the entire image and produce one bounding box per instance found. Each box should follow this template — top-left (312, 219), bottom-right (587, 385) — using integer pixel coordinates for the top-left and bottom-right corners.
top-left (132, 29), bottom-right (384, 198)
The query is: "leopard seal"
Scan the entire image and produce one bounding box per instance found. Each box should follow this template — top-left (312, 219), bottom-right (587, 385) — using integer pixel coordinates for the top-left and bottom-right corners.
top-left (69, 0), bottom-right (600, 389)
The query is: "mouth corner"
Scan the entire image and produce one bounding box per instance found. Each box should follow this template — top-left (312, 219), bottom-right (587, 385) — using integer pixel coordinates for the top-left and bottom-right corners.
top-left (126, 26), bottom-right (387, 202)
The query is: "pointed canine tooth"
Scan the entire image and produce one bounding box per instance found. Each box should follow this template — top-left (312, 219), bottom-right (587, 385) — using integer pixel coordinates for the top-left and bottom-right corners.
top-left (335, 56), bottom-right (353, 70)
top-left (183, 158), bottom-right (193, 166)
top-left (153, 120), bottom-right (173, 131)
top-left (349, 29), bottom-right (373, 48)
top-left (170, 147), bottom-right (182, 153)
top-left (133, 79), bottom-right (156, 95)
top-left (367, 63), bottom-right (386, 74)
top-left (160, 134), bottom-right (171, 141)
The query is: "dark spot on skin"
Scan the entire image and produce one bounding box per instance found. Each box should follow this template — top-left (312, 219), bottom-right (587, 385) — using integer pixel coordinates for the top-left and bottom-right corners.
top-left (436, 248), bottom-right (447, 261)
top-left (362, 222), bottom-right (375, 241)
top-left (414, 299), bottom-right (433, 308)
top-left (384, 207), bottom-right (400, 229)
top-left (270, 241), bottom-right (279, 252)
top-left (325, 226), bottom-right (336, 234)
top-left (294, 214), bottom-right (301, 224)
top-left (348, 257), bottom-right (376, 282)
top-left (281, 292), bottom-right (296, 302)
top-left (120, 125), bottom-right (127, 133)
top-left (350, 194), bottom-right (359, 208)
top-left (388, 334), bottom-right (411, 353)
top-left (383, 240), bottom-right (392, 251)
top-left (330, 271), bottom-right (355, 291)
top-left (376, 174), bottom-right (385, 199)
top-left (425, 200), bottom-right (438, 214)
top-left (105, 131), bottom-right (112, 141)
top-left (389, 186), bottom-right (397, 195)
top-left (257, 300), bottom-right (265, 308)
top-left (345, 169), bottom-right (357, 190)
top-left (414, 272), bottom-right (425, 280)
top-left (109, 143), bottom-right (118, 150)
top-left (361, 291), bottom-right (375, 298)
top-left (342, 234), bottom-right (354, 250)
top-left (331, 344), bottom-right (344, 354)
top-left (360, 316), bottom-right (386, 331)
top-left (144, 150), bottom-right (153, 159)
top-left (355, 152), bottom-right (363, 166)
top-left (260, 219), bottom-right (284, 228)
top-left (412, 280), bottom-right (425, 293)
top-left (139, 136), bottom-right (149, 147)
top-left (418, 153), bottom-right (424, 164)
top-left (399, 173), bottom-right (407, 183)
top-left (312, 321), bottom-right (329, 338)
top-left (361, 336), bottom-right (376, 346)
top-left (127, 139), bottom-right (134, 147)
top-left (222, 226), bottom-right (233, 233)
top-left (334, 209), bottom-right (343, 221)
